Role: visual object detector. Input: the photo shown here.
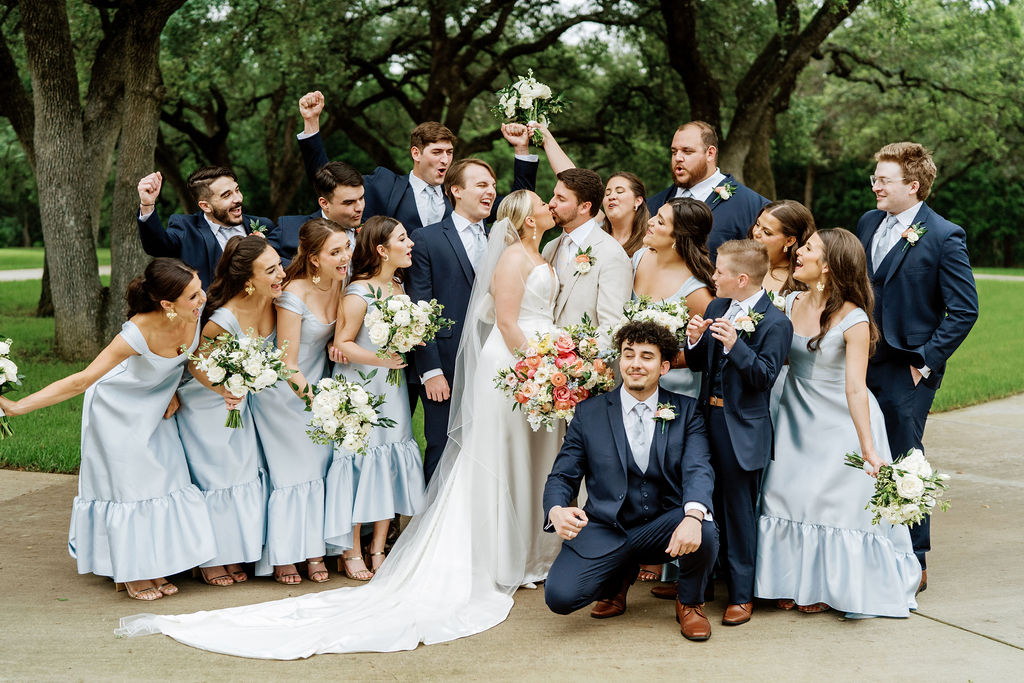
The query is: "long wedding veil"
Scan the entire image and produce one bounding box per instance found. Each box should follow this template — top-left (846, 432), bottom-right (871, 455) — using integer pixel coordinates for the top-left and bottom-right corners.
top-left (115, 217), bottom-right (535, 658)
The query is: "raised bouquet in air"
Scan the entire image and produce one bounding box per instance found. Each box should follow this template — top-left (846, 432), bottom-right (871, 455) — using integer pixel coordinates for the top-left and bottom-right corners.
top-left (303, 371), bottom-right (394, 453)
top-left (0, 337), bottom-right (22, 439)
top-left (605, 296), bottom-right (689, 359)
top-left (844, 448), bottom-right (951, 526)
top-left (494, 314), bottom-right (616, 432)
top-left (365, 289), bottom-right (454, 386)
top-left (189, 329), bottom-right (294, 428)
top-left (491, 69), bottom-right (568, 145)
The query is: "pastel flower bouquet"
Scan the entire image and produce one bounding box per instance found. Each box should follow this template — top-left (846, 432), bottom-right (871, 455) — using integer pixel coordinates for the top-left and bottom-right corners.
top-left (491, 69), bottom-right (568, 145)
top-left (605, 296), bottom-right (689, 359)
top-left (365, 289), bottom-right (453, 386)
top-left (494, 314), bottom-right (616, 432)
top-left (844, 448), bottom-right (951, 526)
top-left (304, 371), bottom-right (393, 453)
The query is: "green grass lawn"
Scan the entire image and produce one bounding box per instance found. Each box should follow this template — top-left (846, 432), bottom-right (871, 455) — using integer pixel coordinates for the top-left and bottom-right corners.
top-left (0, 278), bottom-right (1018, 473)
top-left (0, 247), bottom-right (111, 270)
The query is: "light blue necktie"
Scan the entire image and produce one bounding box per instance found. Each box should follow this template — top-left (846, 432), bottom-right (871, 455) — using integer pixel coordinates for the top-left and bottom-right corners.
top-left (628, 403), bottom-right (651, 472)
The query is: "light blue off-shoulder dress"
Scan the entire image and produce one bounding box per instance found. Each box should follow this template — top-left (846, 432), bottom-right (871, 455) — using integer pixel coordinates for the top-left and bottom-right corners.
top-left (330, 282), bottom-right (425, 529)
top-left (176, 307), bottom-right (266, 568)
top-left (69, 319), bottom-right (216, 582)
top-left (755, 293), bottom-right (921, 617)
top-left (250, 290), bottom-right (333, 573)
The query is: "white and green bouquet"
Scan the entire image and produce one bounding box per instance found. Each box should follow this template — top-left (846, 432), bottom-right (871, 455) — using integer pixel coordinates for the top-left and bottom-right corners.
top-left (491, 69), bottom-right (568, 145)
top-left (304, 372), bottom-right (393, 453)
top-left (189, 329), bottom-right (293, 428)
top-left (844, 448), bottom-right (951, 526)
top-left (365, 289), bottom-right (453, 386)
top-left (605, 296), bottom-right (690, 359)
top-left (0, 337), bottom-right (22, 439)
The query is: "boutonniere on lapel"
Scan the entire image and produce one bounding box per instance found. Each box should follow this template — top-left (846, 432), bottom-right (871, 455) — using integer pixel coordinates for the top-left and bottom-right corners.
top-left (901, 222), bottom-right (927, 251)
top-left (767, 290), bottom-right (786, 312)
top-left (734, 309), bottom-right (764, 337)
top-left (248, 218), bottom-right (267, 237)
top-left (653, 403), bottom-right (676, 433)
top-left (573, 246), bottom-right (595, 277)
top-left (710, 181), bottom-right (738, 205)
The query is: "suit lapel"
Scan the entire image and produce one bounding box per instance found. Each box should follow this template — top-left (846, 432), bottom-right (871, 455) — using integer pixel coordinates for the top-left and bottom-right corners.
top-left (653, 389), bottom-right (670, 473)
top-left (605, 390), bottom-right (631, 476)
top-left (556, 227), bottom-right (597, 319)
top-left (194, 213), bottom-right (221, 281)
top-left (861, 213), bottom-right (881, 273)
top-left (441, 218), bottom-right (475, 285)
top-left (704, 174), bottom-right (734, 212)
top-left (883, 204), bottom-right (930, 285)
top-left (387, 174), bottom-right (412, 222)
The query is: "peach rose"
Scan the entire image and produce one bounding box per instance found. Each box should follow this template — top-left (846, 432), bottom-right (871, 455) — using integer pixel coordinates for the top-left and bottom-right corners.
top-left (554, 400), bottom-right (573, 411)
top-left (515, 392), bottom-right (529, 404)
top-left (593, 358), bottom-right (607, 373)
top-left (525, 354), bottom-right (542, 369)
top-left (550, 372), bottom-right (568, 387)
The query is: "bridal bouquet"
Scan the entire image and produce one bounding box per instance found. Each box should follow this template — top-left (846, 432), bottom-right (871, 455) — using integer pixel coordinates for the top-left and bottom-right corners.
top-left (0, 337), bottom-right (22, 439)
top-left (491, 69), bottom-right (568, 145)
top-left (189, 329), bottom-right (293, 428)
top-left (494, 314), bottom-right (616, 432)
top-left (844, 448), bottom-right (951, 526)
top-left (605, 296), bottom-right (689, 359)
top-left (304, 372), bottom-right (393, 453)
top-left (366, 289), bottom-right (453, 386)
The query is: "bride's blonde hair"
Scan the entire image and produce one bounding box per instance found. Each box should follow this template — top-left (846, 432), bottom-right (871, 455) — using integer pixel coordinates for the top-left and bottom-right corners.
top-left (496, 190), bottom-right (535, 245)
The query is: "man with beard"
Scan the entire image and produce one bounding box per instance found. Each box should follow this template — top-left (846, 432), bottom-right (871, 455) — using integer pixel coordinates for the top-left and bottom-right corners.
top-left (137, 167), bottom-right (277, 289)
top-left (647, 122), bottom-right (768, 262)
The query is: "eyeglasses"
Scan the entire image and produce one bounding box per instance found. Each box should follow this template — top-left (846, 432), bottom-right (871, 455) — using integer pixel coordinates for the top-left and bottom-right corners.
top-left (869, 175), bottom-right (906, 187)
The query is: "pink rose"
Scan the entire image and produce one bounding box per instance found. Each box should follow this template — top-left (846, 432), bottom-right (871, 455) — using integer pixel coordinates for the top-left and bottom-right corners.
top-left (554, 334), bottom-right (575, 354)
top-left (553, 385), bottom-right (572, 403)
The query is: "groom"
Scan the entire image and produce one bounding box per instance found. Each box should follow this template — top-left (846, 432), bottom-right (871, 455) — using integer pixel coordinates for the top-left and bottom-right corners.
top-left (857, 142), bottom-right (978, 589)
top-left (543, 320), bottom-right (719, 641)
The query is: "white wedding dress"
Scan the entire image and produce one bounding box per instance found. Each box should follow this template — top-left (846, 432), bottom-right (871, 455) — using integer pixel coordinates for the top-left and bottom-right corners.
top-left (117, 239), bottom-right (562, 659)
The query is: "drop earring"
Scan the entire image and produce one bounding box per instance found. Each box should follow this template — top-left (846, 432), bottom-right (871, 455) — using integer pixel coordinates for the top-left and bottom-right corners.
top-left (783, 244), bottom-right (790, 253)
top-left (165, 308), bottom-right (177, 320)
top-left (816, 280), bottom-right (825, 293)
top-left (311, 266), bottom-right (321, 286)
top-left (245, 282), bottom-right (256, 296)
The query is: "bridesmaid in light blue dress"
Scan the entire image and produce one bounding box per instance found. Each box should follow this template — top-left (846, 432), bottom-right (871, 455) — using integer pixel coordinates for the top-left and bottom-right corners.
top-left (0, 259), bottom-right (215, 601)
top-left (250, 218), bottom-right (353, 585)
top-left (177, 236), bottom-right (283, 586)
top-left (755, 230), bottom-right (920, 617)
top-left (335, 216), bottom-right (426, 577)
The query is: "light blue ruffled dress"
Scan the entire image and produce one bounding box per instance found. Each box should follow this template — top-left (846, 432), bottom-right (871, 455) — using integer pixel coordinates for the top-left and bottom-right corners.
top-left (630, 250), bottom-right (706, 398)
top-left (332, 282), bottom-right (425, 527)
top-left (175, 308), bottom-right (266, 568)
top-left (249, 290), bottom-right (333, 573)
top-left (69, 320), bottom-right (216, 582)
top-left (755, 293), bottom-right (921, 617)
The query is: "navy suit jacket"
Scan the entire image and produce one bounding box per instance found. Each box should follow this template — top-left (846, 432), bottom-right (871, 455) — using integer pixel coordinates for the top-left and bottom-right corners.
top-left (648, 174), bottom-right (768, 262)
top-left (137, 210), bottom-right (276, 290)
top-left (298, 132), bottom-right (539, 232)
top-left (684, 293), bottom-right (792, 471)
top-left (856, 204), bottom-right (978, 385)
top-left (269, 210), bottom-right (321, 268)
top-left (542, 388), bottom-right (715, 559)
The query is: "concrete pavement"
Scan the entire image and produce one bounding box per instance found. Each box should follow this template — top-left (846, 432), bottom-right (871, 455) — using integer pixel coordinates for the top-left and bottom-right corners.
top-left (1, 395), bottom-right (1022, 680)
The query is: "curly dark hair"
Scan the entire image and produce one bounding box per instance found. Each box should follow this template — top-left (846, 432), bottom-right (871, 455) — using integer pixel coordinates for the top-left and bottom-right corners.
top-left (613, 320), bottom-right (679, 364)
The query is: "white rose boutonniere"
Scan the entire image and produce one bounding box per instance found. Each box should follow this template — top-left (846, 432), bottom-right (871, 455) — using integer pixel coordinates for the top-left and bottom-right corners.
top-left (901, 222), bottom-right (927, 251)
top-left (653, 403), bottom-right (676, 433)
top-left (767, 290), bottom-right (786, 312)
top-left (710, 181), bottom-right (738, 205)
top-left (248, 218), bottom-right (267, 236)
top-left (733, 309), bottom-right (764, 337)
top-left (573, 246), bottom-right (595, 277)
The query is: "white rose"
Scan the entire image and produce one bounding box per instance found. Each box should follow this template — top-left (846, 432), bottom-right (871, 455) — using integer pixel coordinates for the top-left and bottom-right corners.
top-left (394, 294), bottom-right (411, 304)
top-left (901, 503), bottom-right (921, 521)
top-left (368, 322), bottom-right (391, 346)
top-left (894, 472), bottom-right (925, 499)
top-left (525, 82), bottom-right (551, 99)
top-left (365, 308), bottom-right (384, 325)
top-left (225, 374), bottom-right (249, 397)
top-left (359, 406), bottom-right (376, 421)
top-left (242, 357), bottom-right (263, 377)
top-left (394, 310), bottom-right (411, 327)
top-left (341, 413), bottom-right (362, 431)
top-left (907, 232), bottom-right (919, 244)
top-left (341, 434), bottom-right (361, 453)
top-left (319, 377), bottom-right (336, 391)
top-left (206, 365), bottom-right (227, 384)
top-left (738, 319), bottom-right (755, 333)
top-left (411, 322), bottom-right (427, 338)
top-left (386, 299), bottom-right (403, 313)
top-left (320, 415), bottom-right (340, 436)
top-left (349, 386), bottom-right (369, 407)
top-left (519, 94), bottom-right (534, 110)
top-left (312, 400), bottom-right (335, 420)
top-left (576, 261), bottom-right (591, 275)
top-left (0, 341), bottom-right (10, 355)
top-left (253, 368), bottom-right (278, 391)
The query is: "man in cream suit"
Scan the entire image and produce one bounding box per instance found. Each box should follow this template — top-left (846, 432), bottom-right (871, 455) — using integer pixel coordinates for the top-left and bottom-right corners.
top-left (542, 168), bottom-right (632, 347)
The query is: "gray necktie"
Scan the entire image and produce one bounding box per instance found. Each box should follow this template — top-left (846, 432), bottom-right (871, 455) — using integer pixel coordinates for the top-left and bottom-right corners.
top-left (871, 214), bottom-right (900, 267)
top-left (628, 402), bottom-right (651, 472)
top-left (676, 187), bottom-right (692, 199)
top-left (468, 223), bottom-right (486, 269)
top-left (426, 185), bottom-right (446, 224)
top-left (726, 300), bottom-right (743, 322)
top-left (556, 235), bottom-right (573, 278)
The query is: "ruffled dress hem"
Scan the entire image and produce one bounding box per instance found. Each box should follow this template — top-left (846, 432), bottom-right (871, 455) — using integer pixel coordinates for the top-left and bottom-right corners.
top-left (198, 475), bottom-right (267, 567)
top-left (352, 438), bottom-right (425, 523)
top-left (256, 478), bottom-right (327, 573)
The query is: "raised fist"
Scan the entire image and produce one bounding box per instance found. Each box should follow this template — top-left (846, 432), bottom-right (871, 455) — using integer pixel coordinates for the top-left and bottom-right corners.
top-left (299, 91), bottom-right (325, 121)
top-left (137, 172), bottom-right (163, 205)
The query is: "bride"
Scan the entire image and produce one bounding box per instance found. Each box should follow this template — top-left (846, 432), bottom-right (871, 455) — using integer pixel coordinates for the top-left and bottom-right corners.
top-left (117, 189), bottom-right (563, 658)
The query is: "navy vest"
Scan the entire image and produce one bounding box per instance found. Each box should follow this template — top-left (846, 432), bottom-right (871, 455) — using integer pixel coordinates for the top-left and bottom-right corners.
top-left (621, 440), bottom-right (671, 529)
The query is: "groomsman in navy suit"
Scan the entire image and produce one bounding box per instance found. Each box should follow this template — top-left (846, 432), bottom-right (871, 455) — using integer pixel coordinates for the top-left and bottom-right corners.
top-left (137, 167), bottom-right (276, 289)
top-left (857, 142), bottom-right (978, 591)
top-left (543, 321), bottom-right (719, 641)
top-left (406, 148), bottom-right (536, 484)
top-left (647, 122), bottom-right (768, 262)
top-left (272, 160), bottom-right (364, 267)
top-left (294, 90), bottom-right (540, 233)
top-left (684, 239), bottom-right (792, 626)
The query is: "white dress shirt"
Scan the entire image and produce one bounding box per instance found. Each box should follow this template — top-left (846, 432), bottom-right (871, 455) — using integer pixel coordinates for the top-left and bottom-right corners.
top-left (555, 217), bottom-right (598, 279)
top-left (675, 168), bottom-right (727, 203)
top-left (319, 209), bottom-right (357, 253)
top-left (871, 201), bottom-right (923, 263)
top-left (408, 171), bottom-right (446, 227)
top-left (449, 211), bottom-right (487, 270)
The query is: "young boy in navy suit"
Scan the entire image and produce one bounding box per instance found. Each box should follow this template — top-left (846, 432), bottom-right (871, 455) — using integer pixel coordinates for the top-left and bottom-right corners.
top-left (684, 239), bottom-right (792, 626)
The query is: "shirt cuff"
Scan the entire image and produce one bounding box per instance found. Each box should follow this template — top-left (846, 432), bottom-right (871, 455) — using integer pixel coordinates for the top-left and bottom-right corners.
top-left (684, 502), bottom-right (712, 522)
top-left (918, 364), bottom-right (931, 378)
top-left (419, 368), bottom-right (444, 383)
top-left (139, 210), bottom-right (154, 220)
top-left (296, 131), bottom-right (315, 141)
top-left (514, 153), bottom-right (539, 162)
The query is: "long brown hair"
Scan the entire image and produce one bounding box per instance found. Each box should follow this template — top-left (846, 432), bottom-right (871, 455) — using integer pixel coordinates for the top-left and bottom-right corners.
top-left (807, 228), bottom-right (878, 354)
top-left (125, 258), bottom-right (197, 318)
top-left (204, 235), bottom-right (275, 325)
top-left (666, 198), bottom-right (715, 292)
top-left (284, 217), bottom-right (348, 284)
top-left (350, 215), bottom-right (403, 283)
top-left (750, 199), bottom-right (816, 295)
top-left (602, 172), bottom-right (649, 257)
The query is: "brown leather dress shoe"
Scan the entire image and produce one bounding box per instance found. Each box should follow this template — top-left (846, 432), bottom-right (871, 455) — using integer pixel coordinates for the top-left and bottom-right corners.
top-left (650, 583), bottom-right (677, 600)
top-left (675, 601), bottom-right (711, 641)
top-left (722, 602), bottom-right (753, 625)
top-left (590, 582), bottom-right (630, 619)
top-left (917, 569), bottom-right (927, 595)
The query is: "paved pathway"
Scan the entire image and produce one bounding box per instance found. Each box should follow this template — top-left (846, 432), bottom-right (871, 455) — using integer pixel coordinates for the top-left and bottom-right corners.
top-left (0, 395), bottom-right (1022, 680)
top-left (0, 266), bottom-right (111, 282)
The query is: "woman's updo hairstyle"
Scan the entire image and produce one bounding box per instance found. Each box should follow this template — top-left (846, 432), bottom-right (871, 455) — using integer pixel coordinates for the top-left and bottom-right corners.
top-left (204, 235), bottom-right (276, 324)
top-left (125, 258), bottom-right (197, 318)
top-left (496, 189), bottom-right (535, 244)
top-left (666, 197), bottom-right (715, 291)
